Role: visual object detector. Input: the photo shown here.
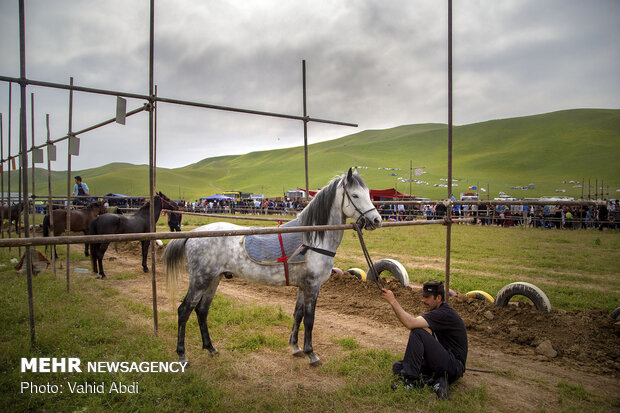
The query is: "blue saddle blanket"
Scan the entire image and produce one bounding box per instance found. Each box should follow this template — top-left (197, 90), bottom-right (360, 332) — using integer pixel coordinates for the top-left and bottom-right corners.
top-left (244, 219), bottom-right (306, 264)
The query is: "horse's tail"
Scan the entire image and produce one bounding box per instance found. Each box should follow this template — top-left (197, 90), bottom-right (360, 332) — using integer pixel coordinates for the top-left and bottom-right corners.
top-left (163, 238), bottom-right (188, 310)
top-left (89, 219), bottom-right (99, 271)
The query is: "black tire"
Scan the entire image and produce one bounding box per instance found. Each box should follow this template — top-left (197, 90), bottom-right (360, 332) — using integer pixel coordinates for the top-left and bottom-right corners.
top-left (366, 258), bottom-right (409, 288)
top-left (494, 282), bottom-right (552, 313)
top-left (611, 307), bottom-right (620, 320)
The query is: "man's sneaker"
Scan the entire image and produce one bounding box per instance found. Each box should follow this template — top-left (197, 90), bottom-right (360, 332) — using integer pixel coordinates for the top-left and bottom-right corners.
top-left (391, 376), bottom-right (424, 390)
top-left (432, 374), bottom-right (450, 400)
top-left (403, 378), bottom-right (424, 389)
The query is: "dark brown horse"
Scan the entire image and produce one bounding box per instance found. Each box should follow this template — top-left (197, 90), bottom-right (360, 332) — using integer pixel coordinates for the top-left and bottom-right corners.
top-left (90, 192), bottom-right (178, 279)
top-left (43, 202), bottom-right (106, 258)
top-left (0, 202), bottom-right (25, 232)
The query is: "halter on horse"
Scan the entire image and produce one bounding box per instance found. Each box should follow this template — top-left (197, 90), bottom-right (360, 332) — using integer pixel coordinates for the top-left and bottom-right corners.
top-left (163, 168), bottom-right (381, 366)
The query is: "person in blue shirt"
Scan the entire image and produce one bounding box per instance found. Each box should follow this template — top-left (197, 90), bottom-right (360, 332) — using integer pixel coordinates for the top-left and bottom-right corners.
top-left (72, 176), bottom-right (89, 205)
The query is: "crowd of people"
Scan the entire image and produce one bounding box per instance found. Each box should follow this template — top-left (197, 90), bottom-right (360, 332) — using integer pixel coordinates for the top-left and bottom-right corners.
top-left (379, 201), bottom-right (619, 230)
top-left (183, 198), bottom-right (305, 215)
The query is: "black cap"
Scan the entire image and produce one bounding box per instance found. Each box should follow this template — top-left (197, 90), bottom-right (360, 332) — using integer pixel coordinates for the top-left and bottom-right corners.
top-left (75, 176), bottom-right (82, 181)
top-left (422, 281), bottom-right (444, 297)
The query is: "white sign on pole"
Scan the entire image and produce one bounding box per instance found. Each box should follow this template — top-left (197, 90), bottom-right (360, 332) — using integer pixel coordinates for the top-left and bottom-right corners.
top-left (116, 96), bottom-right (127, 125)
top-left (69, 136), bottom-right (80, 156)
top-left (48, 144), bottom-right (56, 161)
top-left (33, 148), bottom-right (44, 164)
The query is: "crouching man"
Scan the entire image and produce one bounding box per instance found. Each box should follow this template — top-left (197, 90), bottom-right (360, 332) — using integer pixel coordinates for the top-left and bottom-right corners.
top-left (381, 281), bottom-right (467, 400)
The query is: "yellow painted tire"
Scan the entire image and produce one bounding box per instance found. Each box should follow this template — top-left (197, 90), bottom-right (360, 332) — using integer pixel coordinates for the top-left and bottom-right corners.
top-left (346, 268), bottom-right (367, 281)
top-left (465, 290), bottom-right (495, 304)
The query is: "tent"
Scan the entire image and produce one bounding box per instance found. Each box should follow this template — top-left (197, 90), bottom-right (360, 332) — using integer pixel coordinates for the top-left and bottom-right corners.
top-left (103, 193), bottom-right (145, 207)
top-left (367, 188), bottom-right (409, 201)
top-left (200, 194), bottom-right (234, 201)
top-left (297, 187), bottom-right (409, 201)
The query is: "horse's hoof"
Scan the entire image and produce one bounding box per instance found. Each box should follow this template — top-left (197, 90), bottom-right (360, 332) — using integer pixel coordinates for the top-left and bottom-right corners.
top-left (96, 274), bottom-right (106, 279)
top-left (208, 349), bottom-right (219, 357)
top-left (178, 354), bottom-right (188, 364)
top-left (143, 267), bottom-right (149, 273)
top-left (292, 345), bottom-right (304, 358)
top-left (308, 353), bottom-right (322, 367)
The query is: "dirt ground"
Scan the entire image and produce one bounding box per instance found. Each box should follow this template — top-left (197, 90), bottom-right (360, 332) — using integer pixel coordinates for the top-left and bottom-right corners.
top-left (73, 241), bottom-right (619, 411)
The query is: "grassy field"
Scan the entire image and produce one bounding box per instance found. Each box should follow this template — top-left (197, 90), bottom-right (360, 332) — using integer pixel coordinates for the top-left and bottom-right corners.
top-left (0, 219), bottom-right (618, 412)
top-left (10, 108), bottom-right (620, 200)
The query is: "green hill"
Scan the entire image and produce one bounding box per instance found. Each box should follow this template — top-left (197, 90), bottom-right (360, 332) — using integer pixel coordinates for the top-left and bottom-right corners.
top-left (8, 109), bottom-right (620, 201)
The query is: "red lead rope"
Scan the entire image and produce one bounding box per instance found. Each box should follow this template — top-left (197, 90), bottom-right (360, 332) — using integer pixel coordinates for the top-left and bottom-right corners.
top-left (276, 220), bottom-right (290, 286)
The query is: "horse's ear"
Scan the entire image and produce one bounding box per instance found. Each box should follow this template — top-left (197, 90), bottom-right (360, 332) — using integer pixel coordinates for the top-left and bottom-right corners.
top-left (347, 168), bottom-right (353, 181)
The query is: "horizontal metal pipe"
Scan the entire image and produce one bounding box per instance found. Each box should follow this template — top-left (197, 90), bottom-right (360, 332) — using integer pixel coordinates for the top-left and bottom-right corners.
top-left (0, 218), bottom-right (473, 248)
top-left (175, 210), bottom-right (293, 222)
top-left (1, 105), bottom-right (148, 162)
top-left (0, 76), bottom-right (357, 128)
top-left (0, 76), bottom-right (149, 100)
top-left (373, 200), bottom-right (607, 206)
top-left (155, 96), bottom-right (357, 127)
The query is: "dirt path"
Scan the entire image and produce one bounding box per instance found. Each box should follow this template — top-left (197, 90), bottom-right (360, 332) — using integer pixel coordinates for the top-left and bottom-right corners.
top-left (82, 242), bottom-right (619, 412)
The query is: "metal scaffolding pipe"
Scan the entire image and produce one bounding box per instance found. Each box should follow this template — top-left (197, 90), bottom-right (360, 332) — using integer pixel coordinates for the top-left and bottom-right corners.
top-left (0, 218), bottom-right (473, 248)
top-left (0, 75), bottom-right (357, 128)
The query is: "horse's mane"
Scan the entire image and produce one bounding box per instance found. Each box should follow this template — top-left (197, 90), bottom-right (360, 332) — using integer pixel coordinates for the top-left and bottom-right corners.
top-left (136, 193), bottom-right (171, 214)
top-left (137, 197), bottom-right (156, 213)
top-left (299, 172), bottom-right (366, 243)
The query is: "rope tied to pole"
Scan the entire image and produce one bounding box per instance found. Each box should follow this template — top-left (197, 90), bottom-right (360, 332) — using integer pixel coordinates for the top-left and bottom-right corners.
top-left (352, 222), bottom-right (385, 292)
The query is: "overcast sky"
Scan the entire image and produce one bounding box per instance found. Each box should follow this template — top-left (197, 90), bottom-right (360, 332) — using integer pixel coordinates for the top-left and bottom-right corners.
top-left (0, 0), bottom-right (618, 171)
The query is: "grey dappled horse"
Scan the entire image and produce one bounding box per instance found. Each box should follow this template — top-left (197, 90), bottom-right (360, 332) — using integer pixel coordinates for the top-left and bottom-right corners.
top-left (164, 168), bottom-right (382, 366)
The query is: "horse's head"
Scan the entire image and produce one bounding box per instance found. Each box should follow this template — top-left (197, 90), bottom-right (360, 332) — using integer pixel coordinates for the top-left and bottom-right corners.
top-left (341, 168), bottom-right (382, 230)
top-left (157, 192), bottom-right (179, 211)
top-left (88, 202), bottom-right (106, 216)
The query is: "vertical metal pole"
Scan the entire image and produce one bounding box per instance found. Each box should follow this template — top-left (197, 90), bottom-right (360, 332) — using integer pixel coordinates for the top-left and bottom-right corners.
top-left (46, 115), bottom-right (56, 277)
top-left (8, 84), bottom-right (12, 246)
top-left (409, 160), bottom-right (412, 196)
top-left (19, 0), bottom-right (35, 346)
top-left (595, 178), bottom-right (598, 200)
top-left (302, 60), bottom-right (309, 199)
top-left (1, 113), bottom-right (4, 238)
top-left (444, 0), bottom-right (453, 304)
top-left (66, 77), bottom-right (74, 292)
top-left (148, 0), bottom-right (158, 335)
top-left (30, 93), bottom-right (36, 233)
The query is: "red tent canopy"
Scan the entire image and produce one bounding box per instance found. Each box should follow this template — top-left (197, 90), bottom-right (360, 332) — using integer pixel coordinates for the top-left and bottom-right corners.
top-left (367, 188), bottom-right (409, 201)
top-left (297, 187), bottom-right (410, 200)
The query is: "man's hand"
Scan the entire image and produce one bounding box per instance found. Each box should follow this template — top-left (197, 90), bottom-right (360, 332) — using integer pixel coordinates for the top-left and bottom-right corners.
top-left (381, 288), bottom-right (396, 305)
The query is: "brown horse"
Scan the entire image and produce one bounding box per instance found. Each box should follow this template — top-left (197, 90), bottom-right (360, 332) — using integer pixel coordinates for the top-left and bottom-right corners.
top-left (43, 202), bottom-right (106, 258)
top-left (0, 202), bottom-right (25, 232)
